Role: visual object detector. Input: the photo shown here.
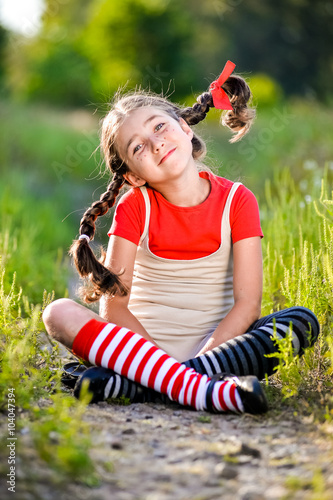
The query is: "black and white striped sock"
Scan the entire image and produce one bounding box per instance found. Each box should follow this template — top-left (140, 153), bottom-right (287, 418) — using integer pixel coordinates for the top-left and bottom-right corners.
top-left (104, 372), bottom-right (139, 400)
top-left (183, 307), bottom-right (320, 379)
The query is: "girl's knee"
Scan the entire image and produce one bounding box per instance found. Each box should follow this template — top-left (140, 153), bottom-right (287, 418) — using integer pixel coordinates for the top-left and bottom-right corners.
top-left (43, 298), bottom-right (102, 349)
top-left (42, 298), bottom-right (76, 343)
top-left (43, 298), bottom-right (74, 326)
top-left (285, 306), bottom-right (320, 345)
top-left (293, 306), bottom-right (319, 327)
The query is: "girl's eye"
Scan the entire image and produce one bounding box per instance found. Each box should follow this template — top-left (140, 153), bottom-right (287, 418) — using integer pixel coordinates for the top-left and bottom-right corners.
top-left (132, 123), bottom-right (164, 155)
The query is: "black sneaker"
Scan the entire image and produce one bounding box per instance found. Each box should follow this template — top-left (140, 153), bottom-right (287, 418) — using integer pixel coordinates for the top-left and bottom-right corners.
top-left (61, 361), bottom-right (88, 389)
top-left (72, 365), bottom-right (171, 405)
top-left (205, 373), bottom-right (268, 414)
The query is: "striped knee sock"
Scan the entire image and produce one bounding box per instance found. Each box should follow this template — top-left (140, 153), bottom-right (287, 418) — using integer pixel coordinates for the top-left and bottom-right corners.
top-left (72, 319), bottom-right (243, 413)
top-left (184, 307), bottom-right (320, 379)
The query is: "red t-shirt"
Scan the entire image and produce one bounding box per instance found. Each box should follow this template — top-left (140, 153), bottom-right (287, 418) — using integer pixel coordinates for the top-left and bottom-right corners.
top-left (108, 171), bottom-right (263, 259)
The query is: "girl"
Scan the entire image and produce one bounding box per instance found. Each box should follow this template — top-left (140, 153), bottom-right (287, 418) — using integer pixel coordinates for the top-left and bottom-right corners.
top-left (43, 61), bottom-right (319, 415)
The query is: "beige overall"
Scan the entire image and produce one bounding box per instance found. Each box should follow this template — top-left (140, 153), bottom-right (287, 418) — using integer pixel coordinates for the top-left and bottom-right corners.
top-left (128, 182), bottom-right (241, 362)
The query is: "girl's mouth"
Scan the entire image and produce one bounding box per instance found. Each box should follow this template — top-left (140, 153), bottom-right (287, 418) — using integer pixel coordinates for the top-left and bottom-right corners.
top-left (159, 148), bottom-right (176, 165)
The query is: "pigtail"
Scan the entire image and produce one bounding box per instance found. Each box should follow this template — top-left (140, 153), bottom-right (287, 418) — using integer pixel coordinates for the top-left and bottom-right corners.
top-left (69, 173), bottom-right (128, 302)
top-left (179, 74), bottom-right (255, 144)
top-left (220, 75), bottom-right (256, 143)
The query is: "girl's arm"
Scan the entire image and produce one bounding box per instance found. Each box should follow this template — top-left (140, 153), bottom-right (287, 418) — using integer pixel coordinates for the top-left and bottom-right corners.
top-left (99, 235), bottom-right (159, 346)
top-left (196, 236), bottom-right (263, 355)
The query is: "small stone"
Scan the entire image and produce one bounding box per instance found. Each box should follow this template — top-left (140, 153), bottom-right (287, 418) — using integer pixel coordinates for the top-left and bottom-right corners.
top-left (277, 461), bottom-right (296, 469)
top-left (150, 405), bottom-right (166, 411)
top-left (192, 451), bottom-right (222, 462)
top-left (149, 439), bottom-right (160, 448)
top-left (167, 457), bottom-right (183, 464)
top-left (155, 474), bottom-right (172, 482)
top-left (239, 486), bottom-right (265, 500)
top-left (265, 485), bottom-right (288, 499)
top-left (215, 462), bottom-right (239, 479)
top-left (204, 477), bottom-right (221, 487)
top-left (153, 449), bottom-right (167, 458)
top-left (111, 441), bottom-right (123, 450)
top-left (237, 455), bottom-right (253, 465)
top-left (122, 428), bottom-right (136, 435)
top-left (239, 443), bottom-right (261, 458)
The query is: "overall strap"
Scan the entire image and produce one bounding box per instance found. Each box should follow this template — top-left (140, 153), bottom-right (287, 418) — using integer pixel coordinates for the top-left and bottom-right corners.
top-left (221, 182), bottom-right (242, 233)
top-left (138, 186), bottom-right (151, 245)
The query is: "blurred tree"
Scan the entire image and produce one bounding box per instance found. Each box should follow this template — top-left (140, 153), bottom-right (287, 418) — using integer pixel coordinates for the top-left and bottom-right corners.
top-left (6, 0), bottom-right (94, 106)
top-left (80, 0), bottom-right (198, 102)
top-left (5, 0), bottom-right (202, 105)
top-left (3, 0), bottom-right (332, 106)
top-left (206, 0), bottom-right (333, 100)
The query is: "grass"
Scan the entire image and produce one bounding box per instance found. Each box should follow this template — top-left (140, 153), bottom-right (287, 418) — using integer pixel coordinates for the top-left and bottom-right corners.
top-left (0, 100), bottom-right (102, 304)
top-left (199, 97), bottom-right (333, 195)
top-left (0, 98), bottom-right (332, 487)
top-left (258, 167), bottom-right (333, 412)
top-left (0, 261), bottom-right (99, 485)
top-left (284, 469), bottom-right (332, 500)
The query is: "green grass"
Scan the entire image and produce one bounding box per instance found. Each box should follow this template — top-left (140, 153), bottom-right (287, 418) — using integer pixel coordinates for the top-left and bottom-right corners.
top-left (0, 100), bottom-right (101, 184)
top-left (261, 167), bottom-right (333, 318)
top-left (0, 101), bottom-right (103, 304)
top-left (198, 98), bottom-right (333, 195)
top-left (0, 264), bottom-right (98, 485)
top-left (284, 468), bottom-right (331, 500)
top-left (260, 167), bottom-right (333, 412)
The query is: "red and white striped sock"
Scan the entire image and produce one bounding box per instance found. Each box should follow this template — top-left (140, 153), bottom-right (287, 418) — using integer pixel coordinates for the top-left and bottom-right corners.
top-left (72, 319), bottom-right (244, 413)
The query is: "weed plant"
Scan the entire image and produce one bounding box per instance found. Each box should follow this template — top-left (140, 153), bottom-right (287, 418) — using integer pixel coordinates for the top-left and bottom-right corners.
top-left (0, 253), bottom-right (99, 482)
top-left (261, 166), bottom-right (333, 413)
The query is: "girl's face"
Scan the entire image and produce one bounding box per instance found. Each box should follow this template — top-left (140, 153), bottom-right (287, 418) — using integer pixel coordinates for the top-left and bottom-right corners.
top-left (116, 106), bottom-right (194, 189)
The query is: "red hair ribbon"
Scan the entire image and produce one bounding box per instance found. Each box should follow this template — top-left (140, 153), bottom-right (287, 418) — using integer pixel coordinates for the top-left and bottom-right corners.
top-left (209, 60), bottom-right (236, 111)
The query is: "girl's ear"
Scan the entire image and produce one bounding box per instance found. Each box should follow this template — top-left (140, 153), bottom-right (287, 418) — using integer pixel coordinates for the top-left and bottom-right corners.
top-left (123, 172), bottom-right (146, 187)
top-left (179, 118), bottom-right (193, 139)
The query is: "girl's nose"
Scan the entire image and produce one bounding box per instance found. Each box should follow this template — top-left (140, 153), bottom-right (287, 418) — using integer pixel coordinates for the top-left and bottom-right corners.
top-left (150, 136), bottom-right (165, 153)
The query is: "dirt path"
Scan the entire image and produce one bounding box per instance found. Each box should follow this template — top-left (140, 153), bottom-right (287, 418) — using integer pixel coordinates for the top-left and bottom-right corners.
top-left (4, 391), bottom-right (333, 500)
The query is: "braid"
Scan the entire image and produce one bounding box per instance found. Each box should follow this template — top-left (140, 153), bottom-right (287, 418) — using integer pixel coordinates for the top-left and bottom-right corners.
top-left (180, 92), bottom-right (214, 126)
top-left (79, 173), bottom-right (124, 240)
top-left (69, 173), bottom-right (128, 303)
top-left (174, 93), bottom-right (213, 160)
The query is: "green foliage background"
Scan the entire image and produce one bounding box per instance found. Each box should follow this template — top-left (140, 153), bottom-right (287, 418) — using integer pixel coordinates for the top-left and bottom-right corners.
top-left (1, 0), bottom-right (333, 105)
